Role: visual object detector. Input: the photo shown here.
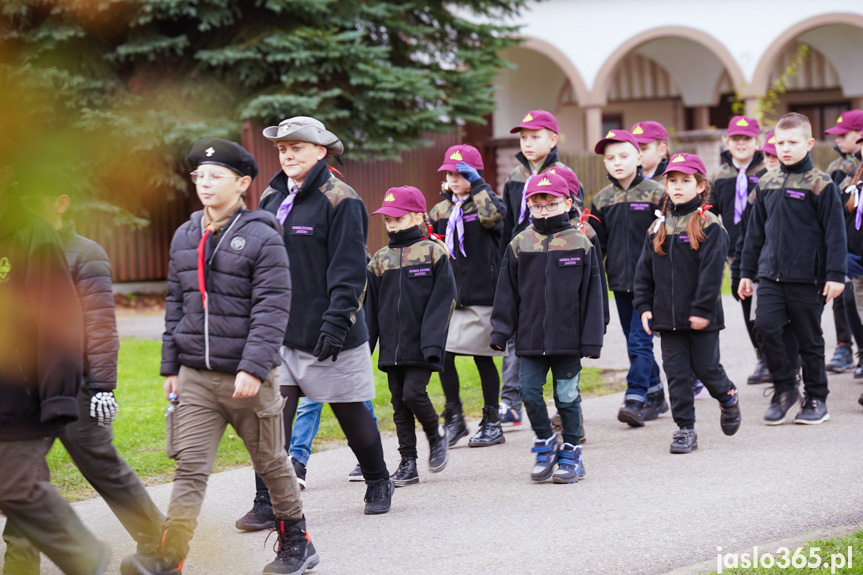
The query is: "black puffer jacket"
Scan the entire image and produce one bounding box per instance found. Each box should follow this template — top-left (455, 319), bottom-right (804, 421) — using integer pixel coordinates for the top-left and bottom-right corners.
top-left (161, 208), bottom-right (290, 382)
top-left (634, 197), bottom-right (729, 332)
top-left (0, 199), bottom-right (83, 440)
top-left (708, 150), bottom-right (765, 258)
top-left (59, 223), bottom-right (118, 392)
top-left (259, 161), bottom-right (370, 352)
top-left (429, 180), bottom-right (505, 307)
top-left (366, 226), bottom-right (457, 372)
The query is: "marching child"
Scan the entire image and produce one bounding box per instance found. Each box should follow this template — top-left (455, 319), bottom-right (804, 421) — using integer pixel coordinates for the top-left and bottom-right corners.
top-left (739, 113), bottom-right (847, 425)
top-left (590, 130), bottom-right (666, 427)
top-left (633, 153), bottom-right (741, 453)
top-left (631, 121), bottom-right (671, 180)
top-left (846, 142), bottom-right (863, 404)
top-left (490, 171), bottom-right (604, 482)
top-left (429, 145), bottom-right (508, 447)
top-left (367, 186), bottom-right (457, 487)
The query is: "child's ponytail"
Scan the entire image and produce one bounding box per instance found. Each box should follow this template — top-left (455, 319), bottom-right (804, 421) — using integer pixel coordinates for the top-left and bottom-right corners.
top-left (652, 196), bottom-right (671, 255)
top-left (423, 213), bottom-right (451, 257)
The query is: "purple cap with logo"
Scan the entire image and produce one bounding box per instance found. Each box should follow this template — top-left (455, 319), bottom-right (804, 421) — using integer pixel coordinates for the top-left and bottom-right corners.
top-left (630, 121), bottom-right (669, 144)
top-left (524, 171), bottom-right (569, 199)
top-left (661, 153), bottom-right (707, 176)
top-left (825, 110), bottom-right (863, 134)
top-left (726, 116), bottom-right (760, 138)
top-left (438, 144), bottom-right (484, 173)
top-left (372, 186), bottom-right (427, 218)
top-left (547, 166), bottom-right (580, 198)
top-left (594, 130), bottom-right (640, 155)
top-left (509, 110), bottom-right (559, 134)
top-left (759, 132), bottom-right (777, 156)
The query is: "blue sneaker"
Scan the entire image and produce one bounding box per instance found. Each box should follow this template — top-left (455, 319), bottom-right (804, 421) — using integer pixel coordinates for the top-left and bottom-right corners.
top-left (530, 435), bottom-right (558, 482)
top-left (553, 443), bottom-right (585, 484)
top-left (499, 402), bottom-right (523, 426)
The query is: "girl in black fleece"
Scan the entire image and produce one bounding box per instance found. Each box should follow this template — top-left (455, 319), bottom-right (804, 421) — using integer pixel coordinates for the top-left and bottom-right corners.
top-left (367, 186), bottom-right (457, 487)
top-left (429, 145), bottom-right (507, 448)
top-left (634, 153), bottom-right (741, 454)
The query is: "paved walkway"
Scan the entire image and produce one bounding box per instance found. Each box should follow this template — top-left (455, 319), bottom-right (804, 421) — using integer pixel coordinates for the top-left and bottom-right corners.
top-left (6, 296), bottom-right (863, 575)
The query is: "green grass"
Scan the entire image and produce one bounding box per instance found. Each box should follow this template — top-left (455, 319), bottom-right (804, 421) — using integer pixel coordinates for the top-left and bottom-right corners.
top-left (704, 530), bottom-right (863, 574)
top-left (48, 338), bottom-right (620, 501)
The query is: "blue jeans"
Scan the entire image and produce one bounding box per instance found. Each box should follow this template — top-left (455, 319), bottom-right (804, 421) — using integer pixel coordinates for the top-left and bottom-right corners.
top-left (518, 355), bottom-right (583, 446)
top-left (289, 397), bottom-right (378, 465)
top-left (614, 291), bottom-right (662, 402)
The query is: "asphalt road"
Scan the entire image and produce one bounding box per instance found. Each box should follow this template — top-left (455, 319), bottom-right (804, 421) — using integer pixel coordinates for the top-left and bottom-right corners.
top-left (6, 295), bottom-right (863, 575)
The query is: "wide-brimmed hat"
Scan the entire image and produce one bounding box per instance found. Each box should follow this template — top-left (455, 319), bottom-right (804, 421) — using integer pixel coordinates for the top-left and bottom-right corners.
top-left (262, 116), bottom-right (344, 155)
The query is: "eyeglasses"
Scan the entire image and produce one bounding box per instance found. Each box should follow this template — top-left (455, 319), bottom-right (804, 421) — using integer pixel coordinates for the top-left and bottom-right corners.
top-left (528, 202), bottom-right (564, 213)
top-left (190, 170), bottom-right (241, 184)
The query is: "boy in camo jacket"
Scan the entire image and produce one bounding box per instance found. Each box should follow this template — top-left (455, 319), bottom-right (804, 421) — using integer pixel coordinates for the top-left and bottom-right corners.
top-left (367, 186), bottom-right (457, 487)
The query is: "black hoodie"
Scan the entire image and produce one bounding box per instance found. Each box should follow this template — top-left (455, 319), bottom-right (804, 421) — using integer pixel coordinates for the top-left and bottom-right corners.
top-left (366, 226), bottom-right (457, 372)
top-left (709, 149), bottom-right (765, 258)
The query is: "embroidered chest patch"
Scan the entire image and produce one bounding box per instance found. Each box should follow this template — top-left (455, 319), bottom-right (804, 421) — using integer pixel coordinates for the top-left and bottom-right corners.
top-left (291, 226), bottom-right (314, 235)
top-left (407, 266), bottom-right (432, 278)
top-left (230, 237), bottom-right (246, 251)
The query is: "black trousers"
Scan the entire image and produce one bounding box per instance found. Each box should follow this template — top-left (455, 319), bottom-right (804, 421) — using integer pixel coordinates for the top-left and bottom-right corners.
top-left (842, 282), bottom-right (863, 348)
top-left (833, 289), bottom-right (852, 346)
top-left (387, 367), bottom-right (439, 459)
top-left (659, 330), bottom-right (736, 430)
top-left (755, 279), bottom-right (828, 400)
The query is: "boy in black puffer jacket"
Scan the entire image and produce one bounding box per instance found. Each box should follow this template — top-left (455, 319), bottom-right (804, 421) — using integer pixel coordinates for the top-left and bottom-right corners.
top-left (367, 186), bottom-right (457, 487)
top-left (122, 138), bottom-right (317, 575)
top-left (491, 172), bottom-right (604, 484)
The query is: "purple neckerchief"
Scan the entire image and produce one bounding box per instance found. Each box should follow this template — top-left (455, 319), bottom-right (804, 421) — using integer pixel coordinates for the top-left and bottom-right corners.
top-left (445, 198), bottom-right (466, 258)
top-left (733, 168), bottom-right (747, 225)
top-left (849, 183), bottom-right (863, 230)
top-left (517, 169), bottom-right (537, 225)
top-left (276, 185), bottom-right (299, 224)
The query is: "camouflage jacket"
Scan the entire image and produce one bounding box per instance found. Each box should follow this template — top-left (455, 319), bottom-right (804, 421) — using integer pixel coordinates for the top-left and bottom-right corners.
top-left (633, 197), bottom-right (729, 332)
top-left (708, 149), bottom-right (765, 258)
top-left (741, 154), bottom-right (846, 284)
top-left (366, 226), bottom-right (456, 372)
top-left (490, 213), bottom-right (605, 358)
top-left (825, 149), bottom-right (861, 186)
top-left (501, 147), bottom-right (584, 247)
top-left (429, 181), bottom-right (505, 307)
top-left (259, 160), bottom-right (370, 352)
top-left (590, 170), bottom-right (665, 292)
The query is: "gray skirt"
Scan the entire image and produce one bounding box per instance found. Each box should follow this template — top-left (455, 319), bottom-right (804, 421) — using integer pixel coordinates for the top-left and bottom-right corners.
top-left (277, 344), bottom-right (375, 403)
top-left (445, 305), bottom-right (506, 357)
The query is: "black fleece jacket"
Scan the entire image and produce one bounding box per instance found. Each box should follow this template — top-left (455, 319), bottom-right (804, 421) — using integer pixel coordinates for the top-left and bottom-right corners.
top-left (59, 223), bottom-right (119, 392)
top-left (490, 214), bottom-right (605, 358)
top-left (709, 150), bottom-right (765, 258)
top-left (429, 179), bottom-right (506, 307)
top-left (590, 168), bottom-right (665, 292)
top-left (162, 208), bottom-right (290, 382)
top-left (501, 147), bottom-right (583, 247)
top-left (259, 161), bottom-right (370, 351)
top-left (0, 198), bottom-right (83, 440)
top-left (740, 154), bottom-right (847, 285)
top-left (366, 226), bottom-right (457, 372)
top-left (633, 197), bottom-right (729, 332)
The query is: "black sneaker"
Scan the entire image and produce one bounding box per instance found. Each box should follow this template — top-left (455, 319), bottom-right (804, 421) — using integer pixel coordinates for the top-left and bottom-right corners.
top-left (441, 402), bottom-right (469, 447)
top-left (468, 405), bottom-right (505, 447)
top-left (235, 494), bottom-right (276, 531)
top-left (826, 342), bottom-right (854, 373)
top-left (747, 356), bottom-right (772, 385)
top-left (858, 392), bottom-right (863, 406)
top-left (390, 457), bottom-right (419, 487)
top-left (263, 516), bottom-right (319, 575)
top-left (793, 396), bottom-right (830, 425)
top-left (763, 386), bottom-right (799, 426)
top-left (669, 429), bottom-right (698, 454)
top-left (530, 435), bottom-right (559, 482)
top-left (363, 478), bottom-right (394, 515)
top-left (291, 457), bottom-right (306, 490)
top-left (855, 351), bottom-right (863, 379)
top-left (719, 391), bottom-right (741, 436)
top-left (347, 463), bottom-right (363, 482)
top-left (617, 399), bottom-right (645, 427)
top-left (428, 425), bottom-right (449, 472)
top-left (120, 554), bottom-right (183, 575)
top-left (643, 391), bottom-right (668, 421)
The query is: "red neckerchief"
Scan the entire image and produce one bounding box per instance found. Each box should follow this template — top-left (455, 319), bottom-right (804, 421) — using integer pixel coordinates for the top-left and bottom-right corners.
top-left (197, 227), bottom-right (212, 310)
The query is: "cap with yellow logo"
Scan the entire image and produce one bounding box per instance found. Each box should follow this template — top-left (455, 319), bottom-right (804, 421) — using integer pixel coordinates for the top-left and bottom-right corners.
top-left (437, 145), bottom-right (484, 173)
top-left (594, 129), bottom-right (640, 155)
top-left (525, 171), bottom-right (568, 199)
top-left (758, 132), bottom-right (777, 157)
top-left (726, 115), bottom-right (760, 138)
top-left (660, 153), bottom-right (707, 177)
top-left (824, 110), bottom-right (863, 135)
top-left (509, 109), bottom-right (559, 135)
top-left (371, 186), bottom-right (427, 218)
top-left (630, 121), bottom-right (669, 144)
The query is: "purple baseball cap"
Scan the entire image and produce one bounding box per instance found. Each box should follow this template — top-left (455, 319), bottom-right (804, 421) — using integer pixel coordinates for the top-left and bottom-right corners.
top-left (726, 116), bottom-right (760, 138)
top-left (525, 172), bottom-right (569, 199)
top-left (825, 110), bottom-right (863, 134)
top-left (547, 166), bottom-right (580, 198)
top-left (594, 130), bottom-right (640, 155)
top-left (509, 109), bottom-right (559, 134)
top-left (661, 153), bottom-right (707, 176)
top-left (372, 186), bottom-right (427, 217)
top-left (630, 121), bottom-right (669, 144)
top-left (438, 144), bottom-right (484, 173)
top-left (759, 132), bottom-right (777, 156)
